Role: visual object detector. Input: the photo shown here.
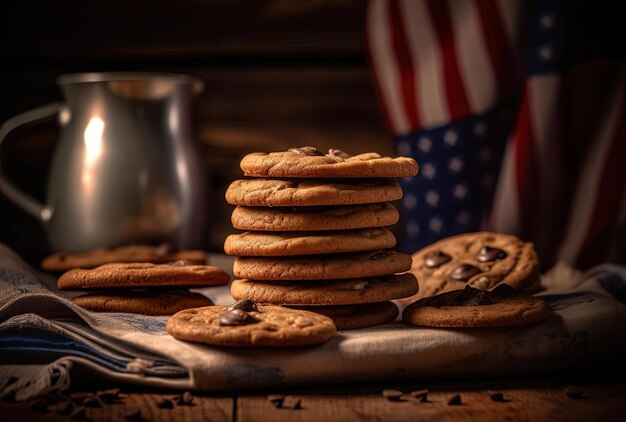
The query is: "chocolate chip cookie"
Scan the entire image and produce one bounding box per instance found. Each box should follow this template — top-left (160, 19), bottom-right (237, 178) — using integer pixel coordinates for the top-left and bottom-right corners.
top-left (402, 285), bottom-right (553, 327)
top-left (73, 290), bottom-right (214, 315)
top-left (57, 262), bottom-right (230, 290)
top-left (230, 273), bottom-right (418, 305)
top-left (166, 301), bottom-right (337, 347)
top-left (233, 250), bottom-right (412, 280)
top-left (231, 203), bottom-right (399, 232)
top-left (224, 228), bottom-right (396, 257)
top-left (226, 178), bottom-right (402, 207)
top-left (42, 243), bottom-right (207, 272)
top-left (240, 147), bottom-right (418, 179)
top-left (290, 302), bottom-right (399, 330)
top-left (407, 232), bottom-right (540, 302)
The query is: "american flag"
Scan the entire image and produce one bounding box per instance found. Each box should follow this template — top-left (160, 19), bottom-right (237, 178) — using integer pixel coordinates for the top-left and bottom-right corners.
top-left (366, 0), bottom-right (625, 270)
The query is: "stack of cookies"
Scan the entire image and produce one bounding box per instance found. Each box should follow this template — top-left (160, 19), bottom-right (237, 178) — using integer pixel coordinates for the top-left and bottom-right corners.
top-left (48, 244), bottom-right (230, 316)
top-left (224, 147), bottom-right (420, 330)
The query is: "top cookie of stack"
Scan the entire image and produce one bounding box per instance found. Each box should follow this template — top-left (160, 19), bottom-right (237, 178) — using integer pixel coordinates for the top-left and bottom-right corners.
top-left (225, 146), bottom-right (420, 330)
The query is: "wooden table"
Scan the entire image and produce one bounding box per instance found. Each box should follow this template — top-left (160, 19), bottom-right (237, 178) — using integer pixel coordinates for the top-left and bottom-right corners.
top-left (2, 375), bottom-right (625, 421)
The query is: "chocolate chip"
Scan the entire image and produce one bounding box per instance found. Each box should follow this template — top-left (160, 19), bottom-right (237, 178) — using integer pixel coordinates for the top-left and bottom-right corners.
top-left (489, 392), bottom-right (506, 402)
top-left (491, 284), bottom-right (518, 298)
top-left (83, 396), bottom-right (101, 408)
top-left (125, 406), bottom-right (142, 420)
top-left (382, 389), bottom-right (403, 401)
top-left (219, 309), bottom-right (259, 326)
top-left (477, 246), bottom-right (507, 262)
top-left (564, 385), bottom-right (584, 399)
top-left (447, 394), bottom-right (462, 405)
top-left (155, 242), bottom-right (176, 256)
top-left (457, 289), bottom-right (494, 306)
top-left (70, 407), bottom-right (87, 420)
top-left (157, 398), bottom-right (174, 409)
top-left (228, 299), bottom-right (259, 312)
top-left (267, 394), bottom-right (284, 408)
top-left (52, 400), bottom-right (73, 415)
top-left (425, 251), bottom-right (452, 268)
top-left (281, 395), bottom-right (302, 409)
top-left (451, 264), bottom-right (481, 280)
top-left (288, 146), bottom-right (324, 156)
top-left (327, 149), bottom-right (351, 160)
top-left (177, 391), bottom-right (193, 405)
top-left (410, 389), bottom-right (429, 402)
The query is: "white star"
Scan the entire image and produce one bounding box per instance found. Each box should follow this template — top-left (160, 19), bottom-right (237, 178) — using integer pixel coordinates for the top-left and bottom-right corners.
top-left (478, 147), bottom-right (492, 162)
top-left (453, 184), bottom-right (468, 199)
top-left (474, 121), bottom-right (488, 137)
top-left (540, 14), bottom-right (554, 29)
top-left (418, 137), bottom-right (432, 153)
top-left (539, 46), bottom-right (553, 61)
top-left (422, 163), bottom-right (436, 180)
top-left (429, 216), bottom-right (443, 233)
top-left (404, 194), bottom-right (417, 210)
top-left (425, 190), bottom-right (439, 207)
top-left (456, 211), bottom-right (471, 225)
top-left (449, 157), bottom-right (464, 172)
top-left (406, 220), bottom-right (420, 237)
top-left (397, 140), bottom-right (411, 156)
top-left (444, 130), bottom-right (458, 146)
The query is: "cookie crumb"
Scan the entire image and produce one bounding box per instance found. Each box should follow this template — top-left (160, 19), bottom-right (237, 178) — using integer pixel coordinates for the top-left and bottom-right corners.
top-left (267, 394), bottom-right (284, 408)
top-left (410, 389), bottom-right (429, 402)
top-left (447, 394), bottom-right (462, 405)
top-left (489, 392), bottom-right (506, 402)
top-left (382, 389), bottom-right (403, 401)
top-left (564, 385), bottom-right (584, 399)
top-left (281, 395), bottom-right (302, 409)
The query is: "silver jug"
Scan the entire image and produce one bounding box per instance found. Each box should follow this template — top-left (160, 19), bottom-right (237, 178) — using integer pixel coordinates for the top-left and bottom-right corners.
top-left (0, 72), bottom-right (208, 252)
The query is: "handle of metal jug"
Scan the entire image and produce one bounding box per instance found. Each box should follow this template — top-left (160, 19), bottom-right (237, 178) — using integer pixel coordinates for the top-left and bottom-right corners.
top-left (0, 102), bottom-right (67, 223)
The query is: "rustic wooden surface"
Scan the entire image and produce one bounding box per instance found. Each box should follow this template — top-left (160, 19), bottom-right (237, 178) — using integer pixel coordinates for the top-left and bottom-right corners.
top-left (2, 377), bottom-right (625, 421)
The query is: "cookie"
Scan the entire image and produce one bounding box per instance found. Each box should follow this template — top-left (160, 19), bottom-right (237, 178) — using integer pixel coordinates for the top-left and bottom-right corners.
top-left (73, 290), bottom-right (214, 315)
top-left (226, 178), bottom-right (402, 207)
top-left (230, 273), bottom-right (418, 305)
top-left (224, 228), bottom-right (396, 257)
top-left (42, 243), bottom-right (207, 272)
top-left (289, 302), bottom-right (399, 330)
top-left (57, 262), bottom-right (230, 290)
top-left (402, 285), bottom-right (553, 327)
top-left (166, 302), bottom-right (336, 347)
top-left (406, 232), bottom-right (540, 302)
top-left (231, 203), bottom-right (399, 232)
top-left (233, 250), bottom-right (412, 280)
top-left (240, 147), bottom-right (418, 179)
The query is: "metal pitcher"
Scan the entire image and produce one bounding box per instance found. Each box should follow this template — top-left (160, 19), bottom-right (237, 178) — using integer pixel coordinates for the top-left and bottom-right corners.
top-left (0, 72), bottom-right (208, 252)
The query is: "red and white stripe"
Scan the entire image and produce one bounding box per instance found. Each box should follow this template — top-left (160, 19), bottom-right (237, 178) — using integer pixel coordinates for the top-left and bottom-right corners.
top-left (366, 0), bottom-right (523, 135)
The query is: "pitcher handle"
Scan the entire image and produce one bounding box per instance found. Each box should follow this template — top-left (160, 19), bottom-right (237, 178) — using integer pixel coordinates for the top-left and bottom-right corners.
top-left (0, 102), bottom-right (66, 223)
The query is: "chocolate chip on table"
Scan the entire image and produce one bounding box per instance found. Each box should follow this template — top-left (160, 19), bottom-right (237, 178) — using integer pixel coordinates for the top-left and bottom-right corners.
top-left (281, 395), bottom-right (302, 410)
top-left (382, 389), bottom-right (404, 401)
top-left (177, 391), bottom-right (193, 406)
top-left (157, 398), bottom-right (174, 409)
top-left (447, 394), bottom-right (462, 405)
top-left (125, 406), bottom-right (142, 421)
top-left (477, 246), bottom-right (507, 262)
top-left (219, 309), bottom-right (259, 326)
top-left (267, 394), bottom-right (285, 408)
top-left (424, 251), bottom-right (452, 268)
top-left (228, 298), bottom-right (259, 312)
top-left (410, 389), bottom-right (429, 402)
top-left (564, 385), bottom-right (584, 399)
top-left (451, 264), bottom-right (481, 281)
top-left (70, 407), bottom-right (88, 420)
top-left (327, 149), bottom-right (351, 160)
top-left (489, 392), bottom-right (506, 402)
top-left (83, 396), bottom-right (102, 408)
top-left (288, 146), bottom-right (324, 156)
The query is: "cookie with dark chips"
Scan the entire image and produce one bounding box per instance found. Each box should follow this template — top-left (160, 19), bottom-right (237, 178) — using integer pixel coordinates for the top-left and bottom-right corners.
top-left (406, 232), bottom-right (541, 302)
top-left (402, 285), bottom-right (552, 328)
top-left (166, 304), bottom-right (337, 347)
